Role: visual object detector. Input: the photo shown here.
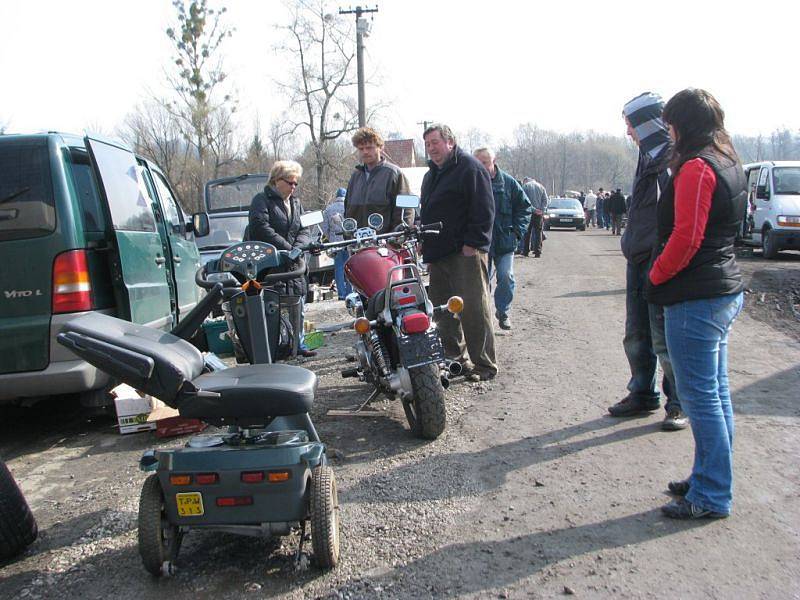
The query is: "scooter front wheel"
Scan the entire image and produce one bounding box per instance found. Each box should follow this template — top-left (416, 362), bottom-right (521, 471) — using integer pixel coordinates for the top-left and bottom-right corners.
top-left (138, 474), bottom-right (182, 576)
top-left (310, 466), bottom-right (340, 569)
top-left (405, 363), bottom-right (447, 440)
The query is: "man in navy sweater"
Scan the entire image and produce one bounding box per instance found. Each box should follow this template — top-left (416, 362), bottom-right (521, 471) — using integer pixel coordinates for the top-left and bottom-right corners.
top-left (420, 124), bottom-right (498, 381)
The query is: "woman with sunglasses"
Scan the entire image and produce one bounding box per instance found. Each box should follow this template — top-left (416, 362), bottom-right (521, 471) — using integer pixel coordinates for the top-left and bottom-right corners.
top-left (248, 160), bottom-right (317, 357)
top-left (646, 89), bottom-right (747, 519)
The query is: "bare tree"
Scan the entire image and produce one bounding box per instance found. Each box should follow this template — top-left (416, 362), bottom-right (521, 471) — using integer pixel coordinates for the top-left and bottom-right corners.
top-left (274, 0), bottom-right (359, 203)
top-left (165, 0), bottom-right (236, 199)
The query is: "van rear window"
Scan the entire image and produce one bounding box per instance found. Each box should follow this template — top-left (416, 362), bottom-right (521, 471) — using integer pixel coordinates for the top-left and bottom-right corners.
top-left (0, 141), bottom-right (56, 241)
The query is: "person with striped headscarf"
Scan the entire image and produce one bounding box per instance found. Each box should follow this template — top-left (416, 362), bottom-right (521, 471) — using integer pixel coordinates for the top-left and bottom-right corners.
top-left (607, 92), bottom-right (687, 432)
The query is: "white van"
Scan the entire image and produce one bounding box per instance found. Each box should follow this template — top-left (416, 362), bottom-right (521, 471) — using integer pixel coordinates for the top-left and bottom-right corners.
top-left (741, 161), bottom-right (800, 258)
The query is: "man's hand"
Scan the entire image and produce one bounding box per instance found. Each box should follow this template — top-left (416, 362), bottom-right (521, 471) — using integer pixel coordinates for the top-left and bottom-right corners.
top-left (534, 208), bottom-right (543, 216)
top-left (461, 245), bottom-right (478, 257)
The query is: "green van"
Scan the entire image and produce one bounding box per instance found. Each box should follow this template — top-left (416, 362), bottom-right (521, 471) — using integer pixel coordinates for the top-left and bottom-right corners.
top-left (0, 133), bottom-right (203, 406)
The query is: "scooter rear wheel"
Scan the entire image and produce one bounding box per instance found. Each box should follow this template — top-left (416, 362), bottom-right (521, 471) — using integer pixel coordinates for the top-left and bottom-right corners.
top-left (310, 466), bottom-right (340, 569)
top-left (139, 474), bottom-right (182, 576)
top-left (405, 363), bottom-right (447, 440)
top-left (0, 460), bottom-right (38, 560)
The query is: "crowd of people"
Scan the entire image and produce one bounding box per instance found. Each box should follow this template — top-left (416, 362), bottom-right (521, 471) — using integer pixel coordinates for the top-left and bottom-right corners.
top-left (247, 88), bottom-right (747, 521)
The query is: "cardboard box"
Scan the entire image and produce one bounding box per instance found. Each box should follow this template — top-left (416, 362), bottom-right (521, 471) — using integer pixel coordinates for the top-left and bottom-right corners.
top-left (111, 384), bottom-right (156, 435)
top-left (147, 405), bottom-right (207, 439)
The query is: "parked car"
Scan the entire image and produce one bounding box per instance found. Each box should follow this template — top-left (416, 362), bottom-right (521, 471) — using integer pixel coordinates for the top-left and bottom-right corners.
top-left (544, 197), bottom-right (586, 231)
top-left (740, 161), bottom-right (800, 258)
top-left (0, 133), bottom-right (204, 406)
top-left (199, 174), bottom-right (334, 293)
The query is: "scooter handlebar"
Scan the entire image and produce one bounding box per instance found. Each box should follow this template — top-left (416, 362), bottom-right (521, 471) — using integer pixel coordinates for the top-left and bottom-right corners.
top-left (196, 257), bottom-right (306, 289)
top-left (196, 265), bottom-right (240, 289)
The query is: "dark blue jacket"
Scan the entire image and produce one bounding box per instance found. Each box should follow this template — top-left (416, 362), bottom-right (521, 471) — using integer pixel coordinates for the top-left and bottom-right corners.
top-left (420, 146), bottom-right (494, 263)
top-left (248, 186), bottom-right (312, 296)
top-left (490, 167), bottom-right (531, 255)
top-left (621, 146), bottom-right (672, 265)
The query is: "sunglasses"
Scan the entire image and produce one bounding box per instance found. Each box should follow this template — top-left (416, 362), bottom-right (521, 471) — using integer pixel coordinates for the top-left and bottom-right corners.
top-left (280, 178), bottom-right (299, 187)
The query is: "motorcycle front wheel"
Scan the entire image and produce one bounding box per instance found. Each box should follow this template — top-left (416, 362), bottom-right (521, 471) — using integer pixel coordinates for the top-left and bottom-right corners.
top-left (403, 363), bottom-right (446, 440)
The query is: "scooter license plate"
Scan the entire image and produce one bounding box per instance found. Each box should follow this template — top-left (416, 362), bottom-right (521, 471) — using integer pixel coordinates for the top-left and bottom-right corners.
top-left (175, 492), bottom-right (204, 516)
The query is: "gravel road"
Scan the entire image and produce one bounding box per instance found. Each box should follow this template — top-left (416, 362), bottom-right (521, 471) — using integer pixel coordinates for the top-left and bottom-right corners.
top-left (1, 229), bottom-right (798, 599)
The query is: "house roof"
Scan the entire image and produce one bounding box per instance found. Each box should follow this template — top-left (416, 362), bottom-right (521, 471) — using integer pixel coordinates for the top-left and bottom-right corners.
top-left (383, 139), bottom-right (417, 168)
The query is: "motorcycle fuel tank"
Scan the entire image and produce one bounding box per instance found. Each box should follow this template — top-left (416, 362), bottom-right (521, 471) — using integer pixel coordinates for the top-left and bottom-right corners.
top-left (344, 246), bottom-right (408, 298)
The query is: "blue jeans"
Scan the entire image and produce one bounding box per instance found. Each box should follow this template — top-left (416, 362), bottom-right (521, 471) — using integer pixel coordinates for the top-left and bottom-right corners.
top-left (665, 292), bottom-right (743, 515)
top-left (334, 249), bottom-right (351, 300)
top-left (623, 261), bottom-right (681, 411)
top-left (488, 251), bottom-right (515, 318)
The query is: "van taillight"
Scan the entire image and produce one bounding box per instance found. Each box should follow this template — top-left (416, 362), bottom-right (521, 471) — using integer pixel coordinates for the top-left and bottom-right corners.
top-left (52, 250), bottom-right (92, 314)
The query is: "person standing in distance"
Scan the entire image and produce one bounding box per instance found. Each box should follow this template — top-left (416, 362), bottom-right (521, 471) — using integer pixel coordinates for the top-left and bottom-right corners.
top-left (322, 187), bottom-right (352, 300)
top-left (473, 147), bottom-right (531, 331)
top-left (520, 177), bottom-right (549, 257)
top-left (421, 124), bottom-right (498, 381)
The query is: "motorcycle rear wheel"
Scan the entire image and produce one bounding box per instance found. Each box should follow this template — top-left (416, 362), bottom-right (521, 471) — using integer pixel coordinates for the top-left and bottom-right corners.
top-left (404, 364), bottom-right (446, 439)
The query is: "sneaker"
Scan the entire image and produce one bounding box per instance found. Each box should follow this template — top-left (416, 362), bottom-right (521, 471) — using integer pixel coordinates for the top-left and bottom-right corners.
top-left (661, 498), bottom-right (727, 520)
top-left (299, 349), bottom-right (318, 358)
top-left (662, 408), bottom-right (689, 431)
top-left (607, 395), bottom-right (660, 417)
top-left (498, 315), bottom-right (512, 330)
top-left (667, 479), bottom-right (690, 496)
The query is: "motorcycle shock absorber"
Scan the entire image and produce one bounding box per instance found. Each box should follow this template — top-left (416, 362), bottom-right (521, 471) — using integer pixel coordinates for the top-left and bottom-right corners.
top-left (368, 331), bottom-right (391, 378)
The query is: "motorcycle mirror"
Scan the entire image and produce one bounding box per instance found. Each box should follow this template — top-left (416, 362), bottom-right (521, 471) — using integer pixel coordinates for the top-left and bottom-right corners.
top-left (367, 212), bottom-right (384, 230)
top-left (395, 194), bottom-right (420, 209)
top-left (300, 210), bottom-right (324, 228)
top-left (342, 217), bottom-right (358, 233)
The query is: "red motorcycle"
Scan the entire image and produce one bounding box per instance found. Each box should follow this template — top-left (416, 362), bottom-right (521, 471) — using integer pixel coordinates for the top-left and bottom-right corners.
top-left (309, 198), bottom-right (463, 439)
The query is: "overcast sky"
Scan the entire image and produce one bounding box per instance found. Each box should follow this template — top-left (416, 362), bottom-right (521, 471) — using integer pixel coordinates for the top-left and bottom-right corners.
top-left (2, 0), bottom-right (797, 145)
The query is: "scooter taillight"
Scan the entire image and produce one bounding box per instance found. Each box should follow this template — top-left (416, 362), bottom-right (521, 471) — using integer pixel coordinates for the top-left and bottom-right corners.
top-left (401, 312), bottom-right (430, 334)
top-left (216, 496), bottom-right (253, 507)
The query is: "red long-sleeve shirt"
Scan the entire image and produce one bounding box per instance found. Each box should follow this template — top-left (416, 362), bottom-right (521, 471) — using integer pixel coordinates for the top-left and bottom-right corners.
top-left (649, 158), bottom-right (717, 285)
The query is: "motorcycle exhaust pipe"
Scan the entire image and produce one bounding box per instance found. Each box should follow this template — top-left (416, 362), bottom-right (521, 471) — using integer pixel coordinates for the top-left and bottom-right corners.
top-left (445, 360), bottom-right (463, 376)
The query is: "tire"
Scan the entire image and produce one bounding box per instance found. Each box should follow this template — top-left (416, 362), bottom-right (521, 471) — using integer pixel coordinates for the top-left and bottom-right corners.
top-left (762, 227), bottom-right (779, 259)
top-left (578, 225), bottom-right (586, 231)
top-left (0, 460), bottom-right (38, 560)
top-left (310, 466), bottom-right (340, 569)
top-left (138, 474), bottom-right (181, 576)
top-left (404, 363), bottom-right (447, 439)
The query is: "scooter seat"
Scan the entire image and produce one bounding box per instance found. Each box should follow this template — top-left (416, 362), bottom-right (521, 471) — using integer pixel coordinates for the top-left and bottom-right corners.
top-left (182, 364), bottom-right (317, 420)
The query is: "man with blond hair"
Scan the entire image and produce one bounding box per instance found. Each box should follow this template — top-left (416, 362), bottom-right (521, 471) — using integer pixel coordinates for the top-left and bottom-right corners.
top-left (344, 127), bottom-right (413, 231)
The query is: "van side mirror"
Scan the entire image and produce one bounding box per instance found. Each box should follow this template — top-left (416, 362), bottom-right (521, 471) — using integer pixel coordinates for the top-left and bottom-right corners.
top-left (756, 185), bottom-right (769, 200)
top-left (191, 212), bottom-right (210, 237)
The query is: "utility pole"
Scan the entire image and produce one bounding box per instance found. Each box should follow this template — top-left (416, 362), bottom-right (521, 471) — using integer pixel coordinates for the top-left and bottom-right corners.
top-left (417, 120), bottom-right (433, 160)
top-left (339, 5), bottom-right (378, 127)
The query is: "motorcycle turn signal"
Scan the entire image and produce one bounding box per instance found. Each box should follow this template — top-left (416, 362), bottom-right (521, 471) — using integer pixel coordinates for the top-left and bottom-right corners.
top-left (446, 296), bottom-right (464, 314)
top-left (353, 317), bottom-right (371, 334)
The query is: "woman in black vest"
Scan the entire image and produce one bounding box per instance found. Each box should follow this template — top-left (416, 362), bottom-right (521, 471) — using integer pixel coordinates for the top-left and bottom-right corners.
top-left (646, 89), bottom-right (746, 519)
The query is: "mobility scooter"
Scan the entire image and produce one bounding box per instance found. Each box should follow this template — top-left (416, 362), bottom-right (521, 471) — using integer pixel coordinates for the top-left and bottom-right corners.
top-left (57, 239), bottom-right (339, 577)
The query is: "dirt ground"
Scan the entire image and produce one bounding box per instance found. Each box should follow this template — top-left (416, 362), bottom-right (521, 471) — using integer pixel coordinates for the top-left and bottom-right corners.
top-left (1, 230), bottom-right (798, 599)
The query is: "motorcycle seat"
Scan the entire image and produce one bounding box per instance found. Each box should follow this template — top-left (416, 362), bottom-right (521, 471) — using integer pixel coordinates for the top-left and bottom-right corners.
top-left (365, 289), bottom-right (386, 320)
